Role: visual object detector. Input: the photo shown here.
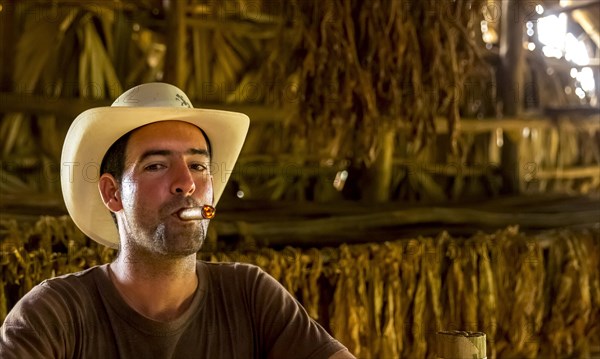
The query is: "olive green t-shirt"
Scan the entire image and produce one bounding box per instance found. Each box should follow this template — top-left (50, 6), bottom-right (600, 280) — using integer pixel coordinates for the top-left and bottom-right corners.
top-left (0, 261), bottom-right (345, 358)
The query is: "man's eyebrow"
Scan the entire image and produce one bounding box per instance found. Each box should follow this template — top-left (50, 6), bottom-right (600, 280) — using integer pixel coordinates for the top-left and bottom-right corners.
top-left (138, 148), bottom-right (210, 162)
top-left (187, 148), bottom-right (210, 157)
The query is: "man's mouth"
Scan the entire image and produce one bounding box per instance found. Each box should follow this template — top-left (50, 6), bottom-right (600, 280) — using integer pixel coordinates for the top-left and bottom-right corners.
top-left (175, 207), bottom-right (202, 220)
top-left (175, 205), bottom-right (215, 220)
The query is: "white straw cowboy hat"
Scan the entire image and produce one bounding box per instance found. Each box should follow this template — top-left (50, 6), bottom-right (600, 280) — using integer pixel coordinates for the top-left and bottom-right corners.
top-left (61, 82), bottom-right (250, 248)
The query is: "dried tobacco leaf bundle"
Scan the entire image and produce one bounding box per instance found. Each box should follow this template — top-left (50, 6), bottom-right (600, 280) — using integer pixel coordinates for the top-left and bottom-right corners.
top-left (543, 229), bottom-right (598, 358)
top-left (301, 248), bottom-right (323, 319)
top-left (474, 233), bottom-right (497, 359)
top-left (330, 245), bottom-right (362, 356)
top-left (491, 226), bottom-right (544, 358)
top-left (269, 0), bottom-right (486, 161)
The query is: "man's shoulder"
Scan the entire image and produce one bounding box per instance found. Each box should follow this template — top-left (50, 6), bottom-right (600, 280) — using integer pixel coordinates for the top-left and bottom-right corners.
top-left (8, 265), bottom-right (105, 315)
top-left (198, 261), bottom-right (265, 278)
top-left (3, 265), bottom-right (106, 331)
top-left (38, 264), bottom-right (106, 294)
top-left (198, 260), bottom-right (272, 291)
top-left (46, 264), bottom-right (106, 281)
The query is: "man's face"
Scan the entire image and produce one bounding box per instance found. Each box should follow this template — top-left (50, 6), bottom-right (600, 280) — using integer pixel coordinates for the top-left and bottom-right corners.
top-left (117, 121), bottom-right (213, 257)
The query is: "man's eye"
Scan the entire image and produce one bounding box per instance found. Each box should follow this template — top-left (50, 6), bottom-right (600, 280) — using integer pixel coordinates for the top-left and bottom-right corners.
top-left (145, 163), bottom-right (165, 171)
top-left (191, 163), bottom-right (208, 172)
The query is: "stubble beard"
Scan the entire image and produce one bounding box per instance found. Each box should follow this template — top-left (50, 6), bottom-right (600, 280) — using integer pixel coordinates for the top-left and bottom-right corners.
top-left (126, 198), bottom-right (210, 259)
top-left (152, 219), bottom-right (207, 257)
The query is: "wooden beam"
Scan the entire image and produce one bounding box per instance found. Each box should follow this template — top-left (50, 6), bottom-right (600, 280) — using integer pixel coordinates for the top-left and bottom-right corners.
top-left (164, 0), bottom-right (186, 89)
top-left (0, 92), bottom-right (111, 118)
top-left (19, 0), bottom-right (135, 10)
top-left (393, 160), bottom-right (496, 177)
top-left (0, 193), bottom-right (67, 220)
top-left (399, 116), bottom-right (600, 133)
top-left (186, 18), bottom-right (279, 39)
top-left (0, 92), bottom-right (596, 130)
top-left (186, 3), bottom-right (284, 24)
top-left (214, 207), bottom-right (600, 246)
top-left (536, 166), bottom-right (600, 179)
top-left (544, 105), bottom-right (600, 118)
top-left (0, 92), bottom-right (285, 123)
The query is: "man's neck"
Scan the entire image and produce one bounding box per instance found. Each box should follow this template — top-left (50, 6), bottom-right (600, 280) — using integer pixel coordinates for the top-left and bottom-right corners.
top-left (108, 254), bottom-right (198, 322)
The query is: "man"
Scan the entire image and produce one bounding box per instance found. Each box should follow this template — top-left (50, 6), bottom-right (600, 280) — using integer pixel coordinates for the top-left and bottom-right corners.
top-left (0, 83), bottom-right (354, 358)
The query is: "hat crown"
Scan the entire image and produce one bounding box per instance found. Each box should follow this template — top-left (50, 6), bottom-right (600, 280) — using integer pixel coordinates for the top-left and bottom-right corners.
top-left (111, 82), bottom-right (193, 109)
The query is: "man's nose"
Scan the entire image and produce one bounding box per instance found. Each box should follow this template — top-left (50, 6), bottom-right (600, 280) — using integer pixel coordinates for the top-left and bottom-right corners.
top-left (171, 162), bottom-right (196, 195)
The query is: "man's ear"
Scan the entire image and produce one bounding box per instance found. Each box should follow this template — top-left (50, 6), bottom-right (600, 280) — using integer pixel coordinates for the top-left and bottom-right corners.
top-left (99, 173), bottom-right (123, 212)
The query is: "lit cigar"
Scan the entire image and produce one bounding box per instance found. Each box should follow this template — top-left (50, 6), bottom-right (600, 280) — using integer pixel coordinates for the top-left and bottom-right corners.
top-left (177, 205), bottom-right (216, 220)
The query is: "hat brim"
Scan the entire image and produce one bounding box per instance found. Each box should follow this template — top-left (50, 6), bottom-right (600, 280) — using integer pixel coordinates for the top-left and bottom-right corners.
top-left (60, 107), bottom-right (249, 248)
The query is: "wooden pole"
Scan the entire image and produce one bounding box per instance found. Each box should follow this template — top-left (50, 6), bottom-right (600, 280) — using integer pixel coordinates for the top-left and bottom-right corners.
top-left (192, 27), bottom-right (212, 100)
top-left (499, 0), bottom-right (525, 122)
top-left (0, 0), bottom-right (15, 92)
top-left (362, 126), bottom-right (395, 202)
top-left (498, 0), bottom-right (525, 194)
top-left (437, 331), bottom-right (486, 359)
top-left (164, 0), bottom-right (186, 89)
